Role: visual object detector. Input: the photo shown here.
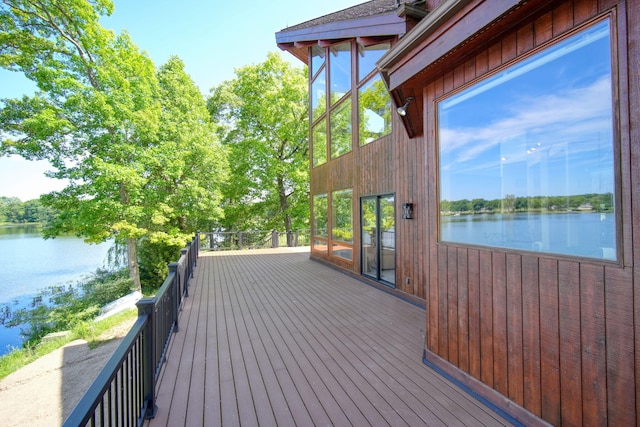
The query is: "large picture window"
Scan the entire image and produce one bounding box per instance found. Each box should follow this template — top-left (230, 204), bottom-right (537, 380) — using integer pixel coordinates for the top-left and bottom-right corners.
top-left (309, 40), bottom-right (391, 167)
top-left (437, 19), bottom-right (616, 260)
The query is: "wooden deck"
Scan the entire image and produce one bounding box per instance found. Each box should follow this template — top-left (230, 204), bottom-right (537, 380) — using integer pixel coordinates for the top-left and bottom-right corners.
top-left (146, 248), bottom-right (513, 426)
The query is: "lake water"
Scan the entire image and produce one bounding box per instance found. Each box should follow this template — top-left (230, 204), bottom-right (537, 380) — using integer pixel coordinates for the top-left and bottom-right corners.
top-left (0, 225), bottom-right (112, 355)
top-left (441, 212), bottom-right (616, 260)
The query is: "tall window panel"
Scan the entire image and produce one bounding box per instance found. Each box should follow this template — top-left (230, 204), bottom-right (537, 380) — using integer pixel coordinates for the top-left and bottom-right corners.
top-left (329, 42), bottom-right (352, 104)
top-left (330, 99), bottom-right (352, 159)
top-left (313, 193), bottom-right (328, 253)
top-left (358, 42), bottom-right (389, 81)
top-left (358, 74), bottom-right (391, 146)
top-left (332, 189), bottom-right (353, 260)
top-left (312, 120), bottom-right (327, 167)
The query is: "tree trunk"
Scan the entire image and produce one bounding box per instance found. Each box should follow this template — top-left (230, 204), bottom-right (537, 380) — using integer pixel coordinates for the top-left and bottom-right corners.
top-left (120, 182), bottom-right (142, 291)
top-left (127, 237), bottom-right (142, 292)
top-left (277, 175), bottom-right (293, 246)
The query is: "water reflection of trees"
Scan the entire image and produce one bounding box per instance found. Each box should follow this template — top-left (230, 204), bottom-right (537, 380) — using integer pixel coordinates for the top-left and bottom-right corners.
top-left (313, 194), bottom-right (328, 238)
top-left (440, 192), bottom-right (614, 214)
top-left (332, 190), bottom-right (353, 243)
top-left (358, 77), bottom-right (391, 145)
top-left (330, 99), bottom-right (352, 158)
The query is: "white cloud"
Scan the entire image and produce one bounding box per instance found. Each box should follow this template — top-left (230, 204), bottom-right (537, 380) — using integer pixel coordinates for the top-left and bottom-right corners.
top-left (440, 76), bottom-right (613, 170)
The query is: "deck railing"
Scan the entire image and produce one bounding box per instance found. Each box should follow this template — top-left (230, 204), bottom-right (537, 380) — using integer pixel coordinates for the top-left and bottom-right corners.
top-left (63, 233), bottom-right (200, 427)
top-left (201, 229), bottom-right (310, 251)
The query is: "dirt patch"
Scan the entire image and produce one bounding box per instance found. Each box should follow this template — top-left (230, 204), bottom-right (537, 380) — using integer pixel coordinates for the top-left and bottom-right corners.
top-left (0, 317), bottom-right (136, 426)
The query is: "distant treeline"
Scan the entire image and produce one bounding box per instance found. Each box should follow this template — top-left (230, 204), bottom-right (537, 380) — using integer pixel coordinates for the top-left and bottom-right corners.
top-left (0, 196), bottom-right (56, 224)
top-left (441, 192), bottom-right (614, 215)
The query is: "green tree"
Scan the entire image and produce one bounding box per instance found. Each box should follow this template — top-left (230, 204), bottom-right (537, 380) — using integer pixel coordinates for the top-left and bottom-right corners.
top-left (1, 1), bottom-right (226, 291)
top-left (440, 199), bottom-right (451, 214)
top-left (207, 52), bottom-right (309, 243)
top-left (503, 194), bottom-right (516, 213)
top-left (144, 56), bottom-right (227, 241)
top-left (135, 56), bottom-right (228, 289)
top-left (471, 198), bottom-right (486, 213)
top-left (0, 196), bottom-right (21, 222)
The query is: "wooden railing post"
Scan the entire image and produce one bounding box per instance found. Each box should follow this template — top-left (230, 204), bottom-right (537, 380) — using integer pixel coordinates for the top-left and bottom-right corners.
top-left (294, 229), bottom-right (299, 247)
top-left (238, 231), bottom-right (243, 249)
top-left (137, 298), bottom-right (158, 420)
top-left (168, 262), bottom-right (180, 331)
top-left (272, 230), bottom-right (279, 248)
top-left (209, 231), bottom-right (215, 250)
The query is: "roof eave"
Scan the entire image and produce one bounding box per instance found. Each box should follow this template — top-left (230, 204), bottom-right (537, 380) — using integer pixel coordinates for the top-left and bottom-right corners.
top-left (276, 11), bottom-right (407, 43)
top-left (377, 0), bottom-right (534, 138)
top-left (276, 11), bottom-right (409, 64)
top-left (377, 0), bottom-right (472, 88)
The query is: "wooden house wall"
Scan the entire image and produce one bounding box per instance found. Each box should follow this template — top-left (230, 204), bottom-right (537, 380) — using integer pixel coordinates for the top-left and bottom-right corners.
top-left (416, 0), bottom-right (637, 425)
top-left (310, 122), bottom-right (427, 299)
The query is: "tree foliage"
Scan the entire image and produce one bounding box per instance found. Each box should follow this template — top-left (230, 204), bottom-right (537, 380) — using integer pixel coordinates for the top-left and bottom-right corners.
top-left (440, 192), bottom-right (615, 214)
top-left (149, 57), bottom-right (228, 238)
top-left (207, 52), bottom-right (309, 241)
top-left (0, 1), bottom-right (227, 289)
top-left (0, 196), bottom-right (56, 223)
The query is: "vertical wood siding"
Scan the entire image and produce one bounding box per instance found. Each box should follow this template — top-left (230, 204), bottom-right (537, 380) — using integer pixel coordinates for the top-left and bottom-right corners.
top-left (419, 1), bottom-right (638, 424)
top-left (310, 0), bottom-right (637, 423)
top-left (312, 116), bottom-right (427, 300)
top-left (357, 123), bottom-right (428, 299)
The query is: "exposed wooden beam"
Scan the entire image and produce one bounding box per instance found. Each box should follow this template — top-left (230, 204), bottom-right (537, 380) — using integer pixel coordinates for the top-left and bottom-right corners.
top-left (277, 43), bottom-right (308, 64)
top-left (276, 42), bottom-right (294, 50)
top-left (357, 36), bottom-right (395, 47)
top-left (294, 40), bottom-right (318, 48)
top-left (318, 39), bottom-right (349, 48)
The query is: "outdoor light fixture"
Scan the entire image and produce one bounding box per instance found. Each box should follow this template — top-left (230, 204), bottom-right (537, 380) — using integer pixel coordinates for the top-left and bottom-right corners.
top-left (397, 97), bottom-right (414, 116)
top-left (402, 202), bottom-right (414, 219)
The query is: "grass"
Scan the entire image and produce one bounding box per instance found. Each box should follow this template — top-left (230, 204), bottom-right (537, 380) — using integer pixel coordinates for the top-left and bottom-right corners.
top-left (0, 308), bottom-right (138, 380)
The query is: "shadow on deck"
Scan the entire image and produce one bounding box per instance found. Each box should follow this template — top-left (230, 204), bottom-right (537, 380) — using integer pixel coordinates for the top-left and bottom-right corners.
top-left (146, 247), bottom-right (513, 426)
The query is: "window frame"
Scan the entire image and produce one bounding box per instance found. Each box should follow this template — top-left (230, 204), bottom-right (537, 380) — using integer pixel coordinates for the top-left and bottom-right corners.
top-left (309, 40), bottom-right (393, 167)
top-left (312, 193), bottom-right (329, 255)
top-left (331, 188), bottom-right (354, 261)
top-left (358, 73), bottom-right (392, 147)
top-left (434, 16), bottom-right (622, 263)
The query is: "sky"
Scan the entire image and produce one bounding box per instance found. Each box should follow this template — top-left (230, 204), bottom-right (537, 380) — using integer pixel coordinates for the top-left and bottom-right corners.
top-left (0, 0), bottom-right (364, 200)
top-left (438, 20), bottom-right (613, 201)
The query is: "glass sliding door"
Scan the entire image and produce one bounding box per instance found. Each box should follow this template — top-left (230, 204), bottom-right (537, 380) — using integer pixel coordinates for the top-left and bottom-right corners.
top-left (361, 195), bottom-right (395, 286)
top-left (361, 197), bottom-right (378, 279)
top-left (379, 195), bottom-right (396, 284)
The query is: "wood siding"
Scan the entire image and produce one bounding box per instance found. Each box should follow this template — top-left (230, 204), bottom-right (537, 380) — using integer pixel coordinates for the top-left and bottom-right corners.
top-left (310, 113), bottom-right (427, 300)
top-left (307, 0), bottom-right (637, 424)
top-left (417, 1), bottom-right (637, 425)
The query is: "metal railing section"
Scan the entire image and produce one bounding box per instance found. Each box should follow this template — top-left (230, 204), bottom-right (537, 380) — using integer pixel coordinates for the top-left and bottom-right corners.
top-left (201, 229), bottom-right (310, 251)
top-left (63, 232), bottom-right (200, 427)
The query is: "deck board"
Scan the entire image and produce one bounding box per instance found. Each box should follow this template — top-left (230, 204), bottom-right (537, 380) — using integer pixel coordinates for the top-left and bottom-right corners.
top-left (148, 248), bottom-right (513, 426)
